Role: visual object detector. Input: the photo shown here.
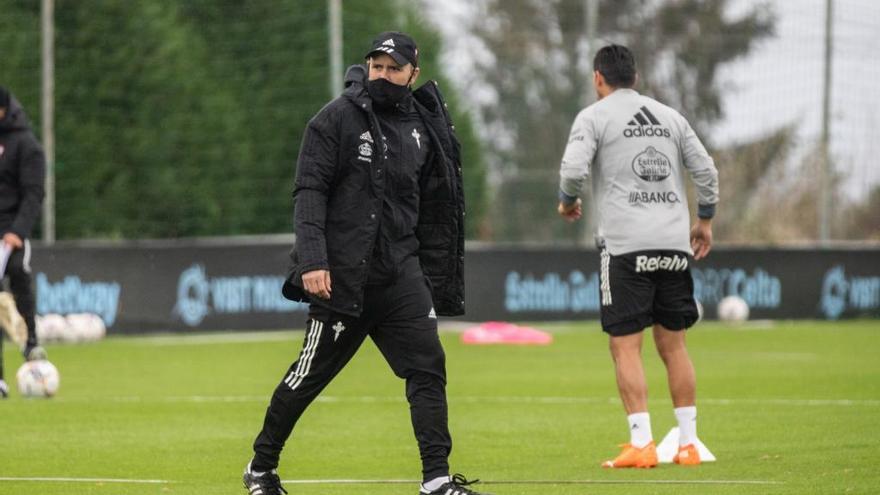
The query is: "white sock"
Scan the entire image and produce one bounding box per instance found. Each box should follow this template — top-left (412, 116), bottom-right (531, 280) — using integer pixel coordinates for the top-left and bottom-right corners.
top-left (675, 406), bottom-right (698, 446)
top-left (420, 475), bottom-right (450, 493)
top-left (627, 412), bottom-right (653, 448)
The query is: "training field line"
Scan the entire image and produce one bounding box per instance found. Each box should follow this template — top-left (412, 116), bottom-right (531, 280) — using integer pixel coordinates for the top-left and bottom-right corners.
top-left (0, 477), bottom-right (782, 486)
top-left (82, 394), bottom-right (880, 407)
top-left (282, 479), bottom-right (783, 486)
top-left (127, 330), bottom-right (299, 345)
top-left (0, 477), bottom-right (168, 484)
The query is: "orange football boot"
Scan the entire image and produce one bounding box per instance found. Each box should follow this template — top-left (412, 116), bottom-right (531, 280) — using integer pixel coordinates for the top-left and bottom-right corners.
top-left (673, 443), bottom-right (701, 465)
top-left (601, 442), bottom-right (658, 468)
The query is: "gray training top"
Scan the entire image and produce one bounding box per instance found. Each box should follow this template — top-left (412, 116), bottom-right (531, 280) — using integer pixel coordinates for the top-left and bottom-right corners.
top-left (559, 88), bottom-right (719, 256)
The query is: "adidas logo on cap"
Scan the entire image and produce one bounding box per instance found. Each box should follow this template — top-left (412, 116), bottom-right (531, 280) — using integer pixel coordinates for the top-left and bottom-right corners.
top-left (382, 38), bottom-right (395, 47)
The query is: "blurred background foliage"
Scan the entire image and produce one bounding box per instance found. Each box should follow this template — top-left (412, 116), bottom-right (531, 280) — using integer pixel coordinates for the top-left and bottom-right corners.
top-left (0, 0), bottom-right (487, 240)
top-left (1, 0), bottom-right (876, 243)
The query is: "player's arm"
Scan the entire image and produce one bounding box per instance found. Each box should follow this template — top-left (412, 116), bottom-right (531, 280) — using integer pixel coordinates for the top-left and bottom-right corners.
top-left (293, 113), bottom-right (340, 299)
top-left (9, 133), bottom-right (46, 243)
top-left (679, 118), bottom-right (718, 260)
top-left (557, 109), bottom-right (598, 222)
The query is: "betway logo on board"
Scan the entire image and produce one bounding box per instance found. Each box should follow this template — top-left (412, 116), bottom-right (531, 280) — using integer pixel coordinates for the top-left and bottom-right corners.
top-left (36, 273), bottom-right (121, 326)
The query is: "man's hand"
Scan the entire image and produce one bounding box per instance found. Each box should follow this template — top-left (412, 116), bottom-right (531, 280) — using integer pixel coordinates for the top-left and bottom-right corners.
top-left (2, 232), bottom-right (23, 249)
top-left (302, 269), bottom-right (332, 300)
top-left (557, 198), bottom-right (583, 222)
top-left (690, 218), bottom-right (713, 260)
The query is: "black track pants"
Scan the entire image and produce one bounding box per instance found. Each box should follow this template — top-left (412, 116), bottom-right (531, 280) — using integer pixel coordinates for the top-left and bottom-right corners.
top-left (252, 274), bottom-right (450, 481)
top-left (1, 240), bottom-right (38, 379)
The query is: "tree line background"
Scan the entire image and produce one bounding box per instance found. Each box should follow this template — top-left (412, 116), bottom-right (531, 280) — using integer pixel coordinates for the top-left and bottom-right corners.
top-left (447, 0), bottom-right (879, 243)
top-left (1, 0), bottom-right (877, 243)
top-left (1, 0), bottom-right (488, 240)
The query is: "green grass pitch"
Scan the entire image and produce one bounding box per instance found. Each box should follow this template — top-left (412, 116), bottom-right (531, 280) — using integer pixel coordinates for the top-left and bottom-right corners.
top-left (1, 320), bottom-right (878, 494)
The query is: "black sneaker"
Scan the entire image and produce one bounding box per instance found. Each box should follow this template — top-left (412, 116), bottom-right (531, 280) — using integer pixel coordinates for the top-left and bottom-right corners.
top-left (422, 473), bottom-right (492, 495)
top-left (23, 344), bottom-right (47, 361)
top-left (242, 462), bottom-right (288, 495)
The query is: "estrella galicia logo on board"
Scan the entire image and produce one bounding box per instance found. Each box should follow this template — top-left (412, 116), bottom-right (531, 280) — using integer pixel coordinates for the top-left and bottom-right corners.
top-left (631, 146), bottom-right (671, 182)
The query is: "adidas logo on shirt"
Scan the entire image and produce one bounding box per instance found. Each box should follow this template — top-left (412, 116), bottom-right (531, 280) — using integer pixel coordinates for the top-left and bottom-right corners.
top-left (623, 106), bottom-right (671, 138)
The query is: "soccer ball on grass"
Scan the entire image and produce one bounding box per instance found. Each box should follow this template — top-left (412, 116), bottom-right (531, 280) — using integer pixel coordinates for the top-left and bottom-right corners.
top-left (717, 295), bottom-right (749, 322)
top-left (16, 360), bottom-right (60, 398)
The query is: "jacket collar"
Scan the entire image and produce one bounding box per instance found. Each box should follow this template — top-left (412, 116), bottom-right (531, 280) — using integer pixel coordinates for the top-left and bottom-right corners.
top-left (343, 64), bottom-right (371, 109)
top-left (412, 81), bottom-right (444, 114)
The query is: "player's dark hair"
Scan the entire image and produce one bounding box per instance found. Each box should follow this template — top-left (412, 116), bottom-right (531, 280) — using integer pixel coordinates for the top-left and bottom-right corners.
top-left (593, 44), bottom-right (637, 88)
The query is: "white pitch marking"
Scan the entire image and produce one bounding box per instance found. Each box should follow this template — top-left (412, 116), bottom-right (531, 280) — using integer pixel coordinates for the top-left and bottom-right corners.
top-left (129, 330), bottom-right (300, 346)
top-left (312, 395), bottom-right (878, 407)
top-left (281, 478), bottom-right (783, 486)
top-left (0, 476), bottom-right (783, 487)
top-left (49, 395), bottom-right (880, 407)
top-left (0, 477), bottom-right (168, 484)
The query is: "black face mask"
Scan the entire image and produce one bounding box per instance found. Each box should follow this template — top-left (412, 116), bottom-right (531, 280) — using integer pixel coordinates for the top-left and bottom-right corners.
top-left (367, 77), bottom-right (411, 110)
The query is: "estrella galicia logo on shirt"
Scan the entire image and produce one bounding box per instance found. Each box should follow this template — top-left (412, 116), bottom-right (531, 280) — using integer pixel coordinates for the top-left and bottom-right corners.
top-left (632, 146), bottom-right (671, 182)
top-left (623, 106), bottom-right (671, 138)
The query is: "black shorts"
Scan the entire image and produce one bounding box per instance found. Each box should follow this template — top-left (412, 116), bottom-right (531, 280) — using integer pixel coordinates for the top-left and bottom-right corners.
top-left (599, 249), bottom-right (699, 336)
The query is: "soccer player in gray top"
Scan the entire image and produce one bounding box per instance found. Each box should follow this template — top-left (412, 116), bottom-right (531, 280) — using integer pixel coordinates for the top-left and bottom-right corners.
top-left (557, 45), bottom-right (718, 468)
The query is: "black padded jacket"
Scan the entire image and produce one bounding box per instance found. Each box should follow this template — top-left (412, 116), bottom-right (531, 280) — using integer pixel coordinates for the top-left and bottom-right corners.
top-left (0, 97), bottom-right (45, 239)
top-left (281, 65), bottom-right (465, 317)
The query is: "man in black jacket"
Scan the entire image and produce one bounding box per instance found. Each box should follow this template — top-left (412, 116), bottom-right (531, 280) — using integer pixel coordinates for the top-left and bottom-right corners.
top-left (243, 33), bottom-right (488, 495)
top-left (0, 86), bottom-right (47, 399)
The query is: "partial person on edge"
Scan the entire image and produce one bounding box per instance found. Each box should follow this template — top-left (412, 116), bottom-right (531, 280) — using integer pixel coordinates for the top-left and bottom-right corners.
top-left (0, 85), bottom-right (48, 399)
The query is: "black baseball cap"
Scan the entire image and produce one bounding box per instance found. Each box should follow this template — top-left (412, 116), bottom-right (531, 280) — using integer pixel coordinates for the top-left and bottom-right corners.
top-left (365, 31), bottom-right (419, 67)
